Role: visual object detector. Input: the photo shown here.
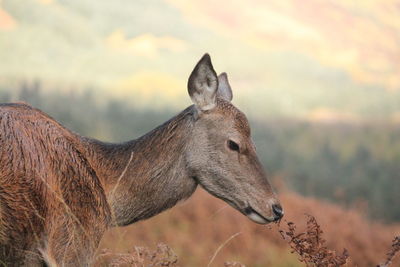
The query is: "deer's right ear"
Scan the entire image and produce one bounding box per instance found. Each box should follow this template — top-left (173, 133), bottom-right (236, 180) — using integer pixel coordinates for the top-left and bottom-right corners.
top-left (217, 72), bottom-right (233, 102)
top-left (187, 53), bottom-right (218, 111)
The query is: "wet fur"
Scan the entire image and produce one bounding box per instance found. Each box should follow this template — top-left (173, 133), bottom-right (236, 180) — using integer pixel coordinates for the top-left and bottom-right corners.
top-left (0, 54), bottom-right (280, 266)
top-left (0, 103), bottom-right (198, 266)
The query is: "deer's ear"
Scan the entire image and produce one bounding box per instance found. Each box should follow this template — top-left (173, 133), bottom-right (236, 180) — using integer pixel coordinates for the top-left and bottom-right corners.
top-left (188, 53), bottom-right (218, 111)
top-left (217, 72), bottom-right (233, 102)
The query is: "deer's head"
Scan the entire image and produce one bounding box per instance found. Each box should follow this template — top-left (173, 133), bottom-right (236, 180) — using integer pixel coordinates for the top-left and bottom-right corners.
top-left (186, 54), bottom-right (283, 224)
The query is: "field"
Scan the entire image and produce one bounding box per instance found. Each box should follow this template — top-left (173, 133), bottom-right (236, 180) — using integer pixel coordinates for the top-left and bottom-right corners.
top-left (97, 187), bottom-right (400, 266)
top-left (1, 0), bottom-right (400, 265)
top-left (1, 87), bottom-right (399, 266)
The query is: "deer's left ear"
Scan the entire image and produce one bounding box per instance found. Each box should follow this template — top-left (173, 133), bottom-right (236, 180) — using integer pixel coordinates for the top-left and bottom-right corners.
top-left (188, 53), bottom-right (218, 111)
top-left (217, 72), bottom-right (233, 102)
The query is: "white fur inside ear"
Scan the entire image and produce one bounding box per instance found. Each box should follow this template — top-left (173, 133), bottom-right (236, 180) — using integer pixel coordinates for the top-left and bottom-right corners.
top-left (190, 89), bottom-right (217, 111)
top-left (198, 103), bottom-right (216, 111)
top-left (188, 54), bottom-right (219, 111)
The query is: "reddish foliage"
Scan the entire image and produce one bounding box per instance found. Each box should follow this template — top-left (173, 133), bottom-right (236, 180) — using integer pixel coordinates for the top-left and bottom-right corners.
top-left (279, 215), bottom-right (349, 266)
top-left (378, 236), bottom-right (400, 267)
top-left (96, 243), bottom-right (178, 267)
top-left (98, 188), bottom-right (400, 266)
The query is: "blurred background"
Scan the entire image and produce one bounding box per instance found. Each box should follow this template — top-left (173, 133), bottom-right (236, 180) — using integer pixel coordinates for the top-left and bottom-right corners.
top-left (1, 0), bottom-right (400, 266)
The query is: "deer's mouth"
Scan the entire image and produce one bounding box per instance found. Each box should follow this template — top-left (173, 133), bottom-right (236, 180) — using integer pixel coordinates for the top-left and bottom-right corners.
top-left (244, 206), bottom-right (272, 224)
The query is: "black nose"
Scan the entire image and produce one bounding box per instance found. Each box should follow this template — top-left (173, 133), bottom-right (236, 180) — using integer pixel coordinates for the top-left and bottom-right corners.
top-left (272, 204), bottom-right (284, 221)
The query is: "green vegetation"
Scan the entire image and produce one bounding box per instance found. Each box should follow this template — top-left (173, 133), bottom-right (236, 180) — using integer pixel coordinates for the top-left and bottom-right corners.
top-left (253, 119), bottom-right (400, 222)
top-left (2, 84), bottom-right (399, 222)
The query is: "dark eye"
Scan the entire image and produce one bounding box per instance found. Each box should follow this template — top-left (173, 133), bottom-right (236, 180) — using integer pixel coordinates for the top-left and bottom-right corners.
top-left (228, 140), bottom-right (240, 151)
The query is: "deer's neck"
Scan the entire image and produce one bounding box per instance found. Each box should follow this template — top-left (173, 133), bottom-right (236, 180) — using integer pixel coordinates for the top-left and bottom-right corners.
top-left (84, 107), bottom-right (198, 226)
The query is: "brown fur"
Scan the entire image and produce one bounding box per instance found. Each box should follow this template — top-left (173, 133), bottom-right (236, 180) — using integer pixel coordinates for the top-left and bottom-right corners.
top-left (0, 54), bottom-right (281, 266)
top-left (0, 103), bottom-right (198, 266)
top-left (0, 103), bottom-right (111, 266)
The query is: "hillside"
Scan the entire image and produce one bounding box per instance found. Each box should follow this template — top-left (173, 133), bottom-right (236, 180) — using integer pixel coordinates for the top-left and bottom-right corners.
top-left (97, 188), bottom-right (400, 266)
top-left (1, 2), bottom-right (399, 264)
top-left (1, 86), bottom-right (399, 223)
top-left (1, 0), bottom-right (400, 120)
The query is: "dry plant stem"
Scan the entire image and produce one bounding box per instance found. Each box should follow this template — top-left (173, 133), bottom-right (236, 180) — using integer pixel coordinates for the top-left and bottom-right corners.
top-left (207, 232), bottom-right (242, 267)
top-left (96, 243), bottom-right (178, 267)
top-left (279, 214), bottom-right (349, 267)
top-left (95, 212), bottom-right (400, 267)
top-left (378, 236), bottom-right (400, 267)
top-left (109, 152), bottom-right (134, 219)
top-left (38, 175), bottom-right (91, 239)
top-left (224, 262), bottom-right (246, 267)
top-left (108, 152), bottom-right (134, 244)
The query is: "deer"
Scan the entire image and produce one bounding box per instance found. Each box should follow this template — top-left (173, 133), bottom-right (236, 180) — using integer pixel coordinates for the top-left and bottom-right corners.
top-left (0, 54), bottom-right (283, 266)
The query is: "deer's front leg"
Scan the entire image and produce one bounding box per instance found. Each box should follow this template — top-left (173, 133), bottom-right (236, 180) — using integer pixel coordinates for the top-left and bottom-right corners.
top-left (42, 217), bottom-right (106, 267)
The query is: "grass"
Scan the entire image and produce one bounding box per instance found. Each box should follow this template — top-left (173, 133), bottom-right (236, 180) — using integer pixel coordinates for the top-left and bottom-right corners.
top-left (94, 214), bottom-right (399, 266)
top-left (96, 187), bottom-right (400, 266)
top-left (96, 244), bottom-right (178, 267)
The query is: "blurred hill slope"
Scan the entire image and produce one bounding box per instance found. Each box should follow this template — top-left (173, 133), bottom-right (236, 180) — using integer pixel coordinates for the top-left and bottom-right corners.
top-left (98, 189), bottom-right (400, 266)
top-left (1, 0), bottom-right (400, 119)
top-left (2, 86), bottom-right (399, 222)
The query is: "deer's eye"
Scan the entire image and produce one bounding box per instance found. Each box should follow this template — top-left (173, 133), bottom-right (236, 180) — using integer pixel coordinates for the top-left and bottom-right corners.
top-left (228, 140), bottom-right (240, 152)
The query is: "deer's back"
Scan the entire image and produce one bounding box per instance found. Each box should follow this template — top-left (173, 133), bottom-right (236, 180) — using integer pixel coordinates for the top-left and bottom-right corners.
top-left (0, 103), bottom-right (111, 264)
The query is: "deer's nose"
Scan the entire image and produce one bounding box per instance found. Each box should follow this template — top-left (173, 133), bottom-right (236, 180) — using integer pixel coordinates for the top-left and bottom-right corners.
top-left (272, 204), bottom-right (284, 221)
